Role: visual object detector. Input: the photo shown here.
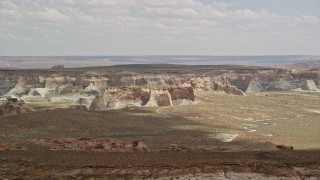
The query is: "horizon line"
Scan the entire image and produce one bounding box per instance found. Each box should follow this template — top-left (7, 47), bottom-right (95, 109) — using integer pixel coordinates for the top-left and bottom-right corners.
top-left (0, 54), bottom-right (319, 57)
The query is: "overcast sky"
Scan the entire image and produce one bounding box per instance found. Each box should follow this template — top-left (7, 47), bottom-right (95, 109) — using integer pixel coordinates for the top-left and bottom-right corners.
top-left (0, 0), bottom-right (319, 56)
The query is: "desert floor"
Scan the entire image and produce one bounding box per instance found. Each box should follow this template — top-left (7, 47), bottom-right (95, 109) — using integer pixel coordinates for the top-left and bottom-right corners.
top-left (1, 91), bottom-right (320, 179)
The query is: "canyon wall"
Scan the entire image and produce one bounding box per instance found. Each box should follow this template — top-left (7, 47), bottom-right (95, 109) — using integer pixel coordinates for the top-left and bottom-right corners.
top-left (0, 66), bottom-right (319, 111)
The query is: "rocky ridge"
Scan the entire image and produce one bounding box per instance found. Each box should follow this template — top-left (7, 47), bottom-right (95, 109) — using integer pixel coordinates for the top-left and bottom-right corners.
top-left (0, 65), bottom-right (319, 113)
top-left (0, 97), bottom-right (35, 116)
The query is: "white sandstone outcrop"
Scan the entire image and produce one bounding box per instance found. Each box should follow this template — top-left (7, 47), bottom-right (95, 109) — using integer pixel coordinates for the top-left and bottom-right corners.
top-left (245, 79), bottom-right (263, 93)
top-left (145, 89), bottom-right (173, 107)
top-left (3, 67), bottom-right (317, 112)
top-left (89, 94), bottom-right (107, 111)
top-left (305, 80), bottom-right (319, 91)
top-left (28, 88), bottom-right (51, 97)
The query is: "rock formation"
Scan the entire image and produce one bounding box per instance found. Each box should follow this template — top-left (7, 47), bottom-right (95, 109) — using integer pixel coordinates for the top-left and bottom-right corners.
top-left (0, 65), bottom-right (319, 112)
top-left (32, 138), bottom-right (150, 152)
top-left (89, 95), bottom-right (107, 111)
top-left (161, 144), bottom-right (231, 152)
top-left (149, 89), bottom-right (173, 107)
top-left (150, 89), bottom-right (174, 106)
top-left (68, 105), bottom-right (88, 110)
top-left (169, 87), bottom-right (196, 101)
top-left (212, 82), bottom-right (246, 96)
top-left (0, 97), bottom-right (35, 116)
top-left (77, 98), bottom-right (90, 106)
top-left (304, 80), bottom-right (320, 91)
top-left (101, 86), bottom-right (194, 109)
top-left (51, 65), bottom-right (65, 69)
top-left (276, 145), bottom-right (294, 150)
top-left (28, 88), bottom-right (51, 97)
top-left (104, 87), bottom-right (149, 109)
top-left (245, 79), bottom-right (263, 92)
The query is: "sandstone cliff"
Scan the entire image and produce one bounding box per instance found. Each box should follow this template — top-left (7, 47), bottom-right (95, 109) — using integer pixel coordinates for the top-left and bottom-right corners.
top-left (89, 94), bottom-right (107, 111)
top-left (0, 97), bottom-right (35, 116)
top-left (0, 65), bottom-right (318, 112)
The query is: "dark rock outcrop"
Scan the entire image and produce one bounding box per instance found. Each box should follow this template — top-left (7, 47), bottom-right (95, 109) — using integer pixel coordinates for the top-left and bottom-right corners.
top-left (68, 105), bottom-right (88, 110)
top-left (156, 94), bottom-right (172, 106)
top-left (51, 65), bottom-right (65, 69)
top-left (89, 95), bottom-right (107, 111)
top-left (31, 138), bottom-right (150, 152)
top-left (169, 87), bottom-right (195, 101)
top-left (0, 97), bottom-right (35, 116)
top-left (276, 145), bottom-right (293, 150)
top-left (212, 82), bottom-right (246, 96)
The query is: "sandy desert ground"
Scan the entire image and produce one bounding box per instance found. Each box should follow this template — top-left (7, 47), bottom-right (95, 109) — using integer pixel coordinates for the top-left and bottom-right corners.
top-left (1, 91), bottom-right (320, 179)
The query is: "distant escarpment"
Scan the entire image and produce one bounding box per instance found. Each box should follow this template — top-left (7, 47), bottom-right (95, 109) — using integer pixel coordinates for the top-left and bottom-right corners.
top-left (0, 65), bottom-right (319, 113)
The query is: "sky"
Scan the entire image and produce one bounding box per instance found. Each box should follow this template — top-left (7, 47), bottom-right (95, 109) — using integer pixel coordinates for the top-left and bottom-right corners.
top-left (0, 0), bottom-right (319, 56)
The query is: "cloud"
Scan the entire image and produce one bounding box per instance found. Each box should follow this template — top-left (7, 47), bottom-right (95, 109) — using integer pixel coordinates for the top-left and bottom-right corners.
top-left (27, 8), bottom-right (70, 22)
top-left (0, 0), bottom-right (319, 55)
top-left (0, 31), bottom-right (18, 41)
top-left (298, 15), bottom-right (320, 24)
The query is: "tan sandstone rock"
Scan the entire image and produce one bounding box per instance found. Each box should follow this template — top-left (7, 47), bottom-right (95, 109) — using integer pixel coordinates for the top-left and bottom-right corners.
top-left (89, 95), bottom-right (107, 111)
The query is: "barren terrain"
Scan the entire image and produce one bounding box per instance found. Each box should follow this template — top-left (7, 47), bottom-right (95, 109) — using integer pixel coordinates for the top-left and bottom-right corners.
top-left (0, 64), bottom-right (320, 179)
top-left (1, 91), bottom-right (320, 179)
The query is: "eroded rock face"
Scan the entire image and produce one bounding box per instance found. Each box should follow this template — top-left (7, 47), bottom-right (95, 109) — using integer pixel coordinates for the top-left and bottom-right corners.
top-left (169, 87), bottom-right (196, 101)
top-left (89, 95), bottom-right (107, 111)
top-left (51, 65), bottom-right (65, 69)
top-left (161, 144), bottom-right (231, 152)
top-left (156, 93), bottom-right (172, 106)
top-left (276, 145), bottom-right (294, 150)
top-left (304, 80), bottom-right (320, 91)
top-left (68, 105), bottom-right (88, 110)
top-left (77, 98), bottom-right (90, 105)
top-left (105, 87), bottom-right (149, 109)
top-left (0, 75), bottom-right (19, 96)
top-left (212, 82), bottom-right (246, 96)
top-left (2, 74), bottom-right (108, 98)
top-left (246, 79), bottom-right (263, 92)
top-left (101, 87), bottom-right (194, 109)
top-left (1, 66), bottom-right (319, 112)
top-left (0, 97), bottom-right (35, 116)
top-left (230, 76), bottom-right (263, 93)
top-left (33, 138), bottom-right (150, 152)
top-left (145, 89), bottom-right (173, 107)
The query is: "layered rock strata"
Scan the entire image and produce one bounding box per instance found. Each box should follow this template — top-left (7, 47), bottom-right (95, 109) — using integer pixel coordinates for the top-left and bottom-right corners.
top-left (0, 65), bottom-right (318, 112)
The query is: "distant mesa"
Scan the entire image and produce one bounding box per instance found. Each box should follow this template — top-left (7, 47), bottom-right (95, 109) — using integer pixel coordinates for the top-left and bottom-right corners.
top-left (51, 65), bottom-right (65, 69)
